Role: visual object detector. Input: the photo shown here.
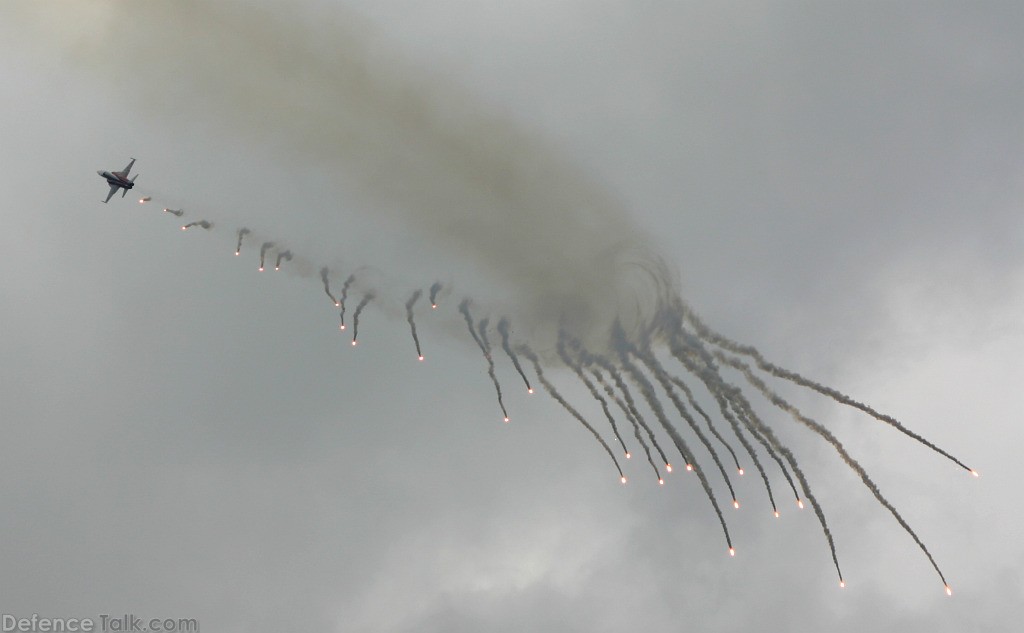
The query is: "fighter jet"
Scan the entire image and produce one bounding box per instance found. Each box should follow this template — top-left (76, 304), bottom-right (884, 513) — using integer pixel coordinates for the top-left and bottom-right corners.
top-left (97, 158), bottom-right (138, 203)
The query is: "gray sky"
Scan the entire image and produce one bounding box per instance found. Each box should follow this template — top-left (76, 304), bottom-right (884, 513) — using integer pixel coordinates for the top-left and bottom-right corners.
top-left (1, 1), bottom-right (1021, 631)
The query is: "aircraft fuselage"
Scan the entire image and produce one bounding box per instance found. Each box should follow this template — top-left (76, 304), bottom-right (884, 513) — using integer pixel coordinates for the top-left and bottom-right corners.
top-left (97, 170), bottom-right (135, 189)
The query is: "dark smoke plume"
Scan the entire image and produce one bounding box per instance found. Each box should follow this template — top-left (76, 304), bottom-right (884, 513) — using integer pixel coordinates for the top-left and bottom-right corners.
top-left (30, 0), bottom-right (671, 350)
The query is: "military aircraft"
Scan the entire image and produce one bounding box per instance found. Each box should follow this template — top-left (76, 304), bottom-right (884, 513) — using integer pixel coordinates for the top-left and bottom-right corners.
top-left (97, 158), bottom-right (138, 203)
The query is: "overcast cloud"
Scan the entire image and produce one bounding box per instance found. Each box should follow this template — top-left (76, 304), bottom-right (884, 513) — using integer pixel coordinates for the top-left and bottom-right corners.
top-left (0, 1), bottom-right (1021, 632)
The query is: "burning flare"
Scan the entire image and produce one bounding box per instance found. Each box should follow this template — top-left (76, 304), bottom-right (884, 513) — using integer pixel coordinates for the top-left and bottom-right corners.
top-left (234, 227), bottom-right (250, 256)
top-left (428, 281), bottom-right (443, 309)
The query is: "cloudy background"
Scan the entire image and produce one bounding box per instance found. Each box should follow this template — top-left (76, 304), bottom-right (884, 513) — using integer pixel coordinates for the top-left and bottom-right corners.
top-left (1, 1), bottom-right (1021, 631)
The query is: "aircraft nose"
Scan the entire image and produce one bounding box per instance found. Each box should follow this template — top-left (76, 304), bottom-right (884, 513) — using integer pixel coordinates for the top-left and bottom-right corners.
top-left (97, 170), bottom-right (104, 176)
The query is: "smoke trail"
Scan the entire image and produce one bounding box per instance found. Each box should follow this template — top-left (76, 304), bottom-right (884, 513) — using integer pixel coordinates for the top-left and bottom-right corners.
top-left (181, 220), bottom-right (212, 230)
top-left (258, 242), bottom-right (275, 271)
top-left (591, 367), bottom-right (662, 481)
top-left (405, 289), bottom-right (424, 360)
top-left (338, 274), bottom-right (356, 329)
top-left (429, 281), bottom-right (443, 309)
top-left (234, 227), bottom-right (250, 256)
top-left (663, 314), bottom-right (845, 578)
top-left (669, 374), bottom-right (743, 474)
top-left (631, 341), bottom-right (738, 504)
top-left (477, 317), bottom-right (510, 423)
top-left (589, 354), bottom-right (672, 470)
top-left (610, 323), bottom-right (734, 553)
top-left (699, 354), bottom-right (842, 577)
top-left (669, 319), bottom-right (842, 575)
top-left (681, 304), bottom-right (975, 475)
top-left (610, 350), bottom-right (692, 469)
top-left (340, 274), bottom-right (356, 307)
top-left (496, 318), bottom-right (532, 393)
top-left (350, 292), bottom-right (375, 346)
top-left (518, 344), bottom-right (625, 483)
top-left (457, 301), bottom-right (508, 422)
top-left (457, 300), bottom-right (486, 350)
top-left (736, 396), bottom-right (845, 583)
top-left (713, 390), bottom-right (780, 515)
top-left (718, 351), bottom-right (950, 590)
top-left (164, 208), bottom-right (184, 217)
top-left (556, 331), bottom-right (632, 462)
top-left (319, 267), bottom-right (340, 307)
top-left (667, 329), bottom-right (796, 515)
top-left (275, 250), bottom-right (292, 270)
top-left (662, 308), bottom-right (798, 508)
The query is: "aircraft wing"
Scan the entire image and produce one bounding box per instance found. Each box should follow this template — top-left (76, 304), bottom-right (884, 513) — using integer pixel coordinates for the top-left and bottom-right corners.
top-left (117, 158), bottom-right (136, 178)
top-left (103, 183), bottom-right (120, 203)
